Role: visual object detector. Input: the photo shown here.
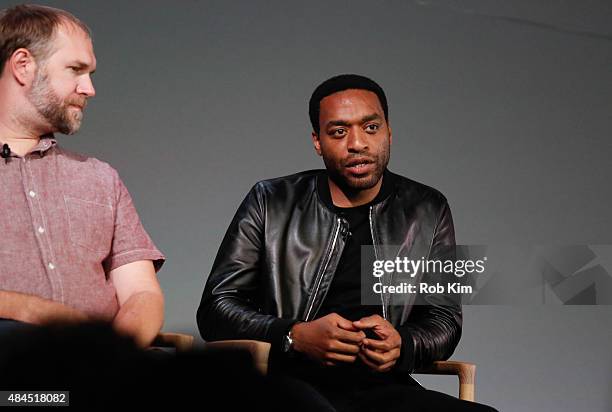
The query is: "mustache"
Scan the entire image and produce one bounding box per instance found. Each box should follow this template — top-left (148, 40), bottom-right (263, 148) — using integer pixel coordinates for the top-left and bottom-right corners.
top-left (65, 96), bottom-right (88, 109)
top-left (343, 154), bottom-right (377, 167)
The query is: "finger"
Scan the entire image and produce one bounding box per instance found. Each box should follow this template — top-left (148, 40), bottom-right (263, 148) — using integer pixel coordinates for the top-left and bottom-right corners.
top-left (362, 338), bottom-right (393, 352)
top-left (335, 315), bottom-right (361, 331)
top-left (358, 351), bottom-right (379, 370)
top-left (326, 351), bottom-right (357, 363)
top-left (329, 340), bottom-right (362, 355)
top-left (337, 323), bottom-right (361, 332)
top-left (359, 351), bottom-right (398, 372)
top-left (334, 328), bottom-right (366, 344)
top-left (360, 347), bottom-right (387, 365)
top-left (352, 314), bottom-right (384, 329)
top-left (360, 346), bottom-right (396, 365)
top-left (377, 360), bottom-right (397, 372)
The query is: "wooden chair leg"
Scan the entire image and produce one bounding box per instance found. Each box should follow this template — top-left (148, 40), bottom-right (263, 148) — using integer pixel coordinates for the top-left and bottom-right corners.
top-left (415, 360), bottom-right (476, 401)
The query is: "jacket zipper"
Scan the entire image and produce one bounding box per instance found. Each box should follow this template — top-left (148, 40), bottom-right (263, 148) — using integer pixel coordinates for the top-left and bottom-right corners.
top-left (303, 217), bottom-right (342, 321)
top-left (369, 205), bottom-right (388, 320)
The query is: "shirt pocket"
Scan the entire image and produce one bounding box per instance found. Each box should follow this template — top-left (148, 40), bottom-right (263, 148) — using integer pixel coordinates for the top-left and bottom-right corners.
top-left (64, 196), bottom-right (114, 254)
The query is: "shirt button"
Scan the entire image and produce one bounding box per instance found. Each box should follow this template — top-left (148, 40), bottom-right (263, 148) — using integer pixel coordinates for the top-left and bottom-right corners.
top-left (48, 262), bottom-right (55, 270)
top-left (29, 190), bottom-right (36, 198)
top-left (37, 227), bottom-right (45, 234)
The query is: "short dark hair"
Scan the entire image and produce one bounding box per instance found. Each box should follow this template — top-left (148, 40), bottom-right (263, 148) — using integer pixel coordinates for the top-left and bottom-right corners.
top-left (0, 4), bottom-right (91, 74)
top-left (308, 74), bottom-right (389, 134)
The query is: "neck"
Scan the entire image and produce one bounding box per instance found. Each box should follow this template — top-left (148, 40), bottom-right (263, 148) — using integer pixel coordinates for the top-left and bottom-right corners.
top-left (0, 129), bottom-right (41, 157)
top-left (0, 98), bottom-right (44, 157)
top-left (328, 176), bottom-right (383, 208)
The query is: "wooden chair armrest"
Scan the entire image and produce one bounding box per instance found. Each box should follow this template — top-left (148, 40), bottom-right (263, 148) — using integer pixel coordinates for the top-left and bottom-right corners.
top-left (203, 340), bottom-right (271, 375)
top-left (414, 360), bottom-right (476, 402)
top-left (152, 332), bottom-right (194, 352)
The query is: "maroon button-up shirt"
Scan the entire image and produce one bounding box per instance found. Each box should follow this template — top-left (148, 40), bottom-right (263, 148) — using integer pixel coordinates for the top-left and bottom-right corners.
top-left (0, 138), bottom-right (165, 321)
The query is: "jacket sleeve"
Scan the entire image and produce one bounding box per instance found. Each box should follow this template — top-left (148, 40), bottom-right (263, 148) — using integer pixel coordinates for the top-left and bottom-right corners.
top-left (196, 183), bottom-right (296, 346)
top-left (394, 200), bottom-right (463, 373)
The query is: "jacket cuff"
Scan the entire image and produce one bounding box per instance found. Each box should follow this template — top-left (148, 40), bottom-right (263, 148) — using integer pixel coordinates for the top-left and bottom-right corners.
top-left (267, 318), bottom-right (300, 351)
top-left (395, 328), bottom-right (416, 373)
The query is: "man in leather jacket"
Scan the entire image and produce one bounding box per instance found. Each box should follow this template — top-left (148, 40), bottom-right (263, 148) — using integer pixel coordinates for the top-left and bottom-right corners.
top-left (197, 74), bottom-right (497, 411)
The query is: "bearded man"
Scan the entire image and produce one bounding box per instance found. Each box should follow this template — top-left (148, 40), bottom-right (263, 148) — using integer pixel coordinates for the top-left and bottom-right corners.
top-left (0, 5), bottom-right (165, 347)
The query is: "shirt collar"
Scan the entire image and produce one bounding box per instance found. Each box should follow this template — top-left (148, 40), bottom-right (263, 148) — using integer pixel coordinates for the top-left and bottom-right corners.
top-left (24, 135), bottom-right (57, 158)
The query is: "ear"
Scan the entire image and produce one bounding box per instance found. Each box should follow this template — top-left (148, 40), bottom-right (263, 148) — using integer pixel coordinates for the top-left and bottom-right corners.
top-left (311, 131), bottom-right (322, 156)
top-left (388, 124), bottom-right (392, 146)
top-left (9, 48), bottom-right (37, 86)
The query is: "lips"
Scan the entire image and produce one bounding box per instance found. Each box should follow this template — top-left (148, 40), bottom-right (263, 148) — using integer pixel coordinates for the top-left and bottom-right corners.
top-left (67, 99), bottom-right (87, 110)
top-left (345, 158), bottom-right (375, 175)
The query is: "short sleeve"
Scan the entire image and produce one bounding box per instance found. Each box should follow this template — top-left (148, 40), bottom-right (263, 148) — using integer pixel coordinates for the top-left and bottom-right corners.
top-left (103, 172), bottom-right (165, 273)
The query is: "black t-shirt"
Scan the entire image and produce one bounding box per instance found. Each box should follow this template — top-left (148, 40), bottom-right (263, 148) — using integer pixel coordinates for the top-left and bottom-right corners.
top-left (316, 172), bottom-right (394, 321)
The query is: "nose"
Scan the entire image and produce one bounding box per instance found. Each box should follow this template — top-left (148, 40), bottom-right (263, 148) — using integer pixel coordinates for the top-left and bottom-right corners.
top-left (347, 127), bottom-right (368, 153)
top-left (76, 74), bottom-right (96, 97)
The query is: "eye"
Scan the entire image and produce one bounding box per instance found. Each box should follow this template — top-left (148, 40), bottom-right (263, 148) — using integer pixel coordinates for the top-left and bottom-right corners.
top-left (330, 128), bottom-right (347, 138)
top-left (365, 124), bottom-right (380, 133)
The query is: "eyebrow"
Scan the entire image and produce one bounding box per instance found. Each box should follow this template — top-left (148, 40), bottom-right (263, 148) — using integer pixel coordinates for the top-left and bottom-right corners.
top-left (325, 113), bottom-right (382, 129)
top-left (360, 113), bottom-right (382, 123)
top-left (68, 61), bottom-right (96, 74)
top-left (326, 120), bottom-right (351, 128)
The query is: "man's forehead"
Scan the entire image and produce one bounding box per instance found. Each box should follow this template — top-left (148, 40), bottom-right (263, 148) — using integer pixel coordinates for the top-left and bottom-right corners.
top-left (47, 22), bottom-right (95, 61)
top-left (320, 89), bottom-right (384, 118)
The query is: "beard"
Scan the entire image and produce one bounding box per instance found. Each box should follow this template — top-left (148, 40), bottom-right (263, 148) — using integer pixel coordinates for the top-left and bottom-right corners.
top-left (322, 142), bottom-right (390, 193)
top-left (28, 68), bottom-right (86, 135)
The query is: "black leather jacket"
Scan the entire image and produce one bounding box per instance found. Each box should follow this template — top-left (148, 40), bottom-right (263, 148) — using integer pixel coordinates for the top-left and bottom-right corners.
top-left (197, 169), bottom-right (461, 373)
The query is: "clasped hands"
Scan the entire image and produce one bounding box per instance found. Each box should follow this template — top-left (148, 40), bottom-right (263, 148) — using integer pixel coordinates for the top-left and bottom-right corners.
top-left (290, 313), bottom-right (401, 372)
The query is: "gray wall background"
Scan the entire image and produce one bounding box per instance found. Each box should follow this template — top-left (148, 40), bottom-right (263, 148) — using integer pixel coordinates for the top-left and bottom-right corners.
top-left (2, 0), bottom-right (610, 410)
